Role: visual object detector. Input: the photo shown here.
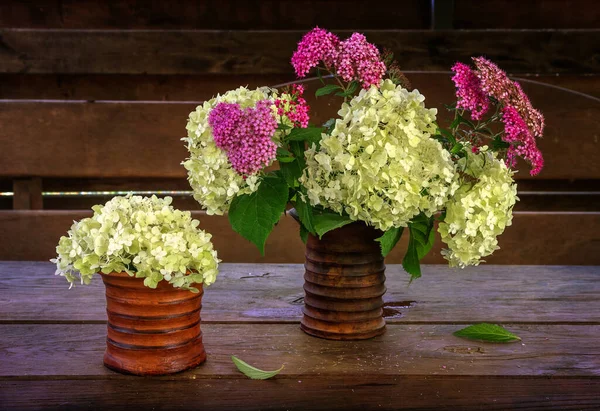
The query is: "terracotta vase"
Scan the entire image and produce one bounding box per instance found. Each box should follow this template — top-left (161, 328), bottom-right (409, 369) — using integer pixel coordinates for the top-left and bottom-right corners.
top-left (101, 272), bottom-right (207, 375)
top-left (301, 220), bottom-right (387, 340)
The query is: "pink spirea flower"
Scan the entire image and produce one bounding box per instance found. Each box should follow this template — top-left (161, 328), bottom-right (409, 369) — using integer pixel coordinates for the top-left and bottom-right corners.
top-left (501, 106), bottom-right (544, 176)
top-left (209, 100), bottom-right (278, 176)
top-left (291, 27), bottom-right (340, 78)
top-left (451, 62), bottom-right (490, 120)
top-left (275, 84), bottom-right (310, 128)
top-left (335, 33), bottom-right (386, 89)
top-left (473, 57), bottom-right (545, 137)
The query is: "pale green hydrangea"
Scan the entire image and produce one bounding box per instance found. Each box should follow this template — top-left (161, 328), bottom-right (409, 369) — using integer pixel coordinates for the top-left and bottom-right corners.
top-left (438, 146), bottom-right (518, 268)
top-left (183, 86), bottom-right (282, 215)
top-left (51, 195), bottom-right (220, 291)
top-left (300, 79), bottom-right (459, 231)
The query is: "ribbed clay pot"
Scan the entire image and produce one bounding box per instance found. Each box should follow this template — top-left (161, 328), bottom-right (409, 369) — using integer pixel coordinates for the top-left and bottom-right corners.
top-left (302, 221), bottom-right (387, 340)
top-left (101, 272), bottom-right (206, 375)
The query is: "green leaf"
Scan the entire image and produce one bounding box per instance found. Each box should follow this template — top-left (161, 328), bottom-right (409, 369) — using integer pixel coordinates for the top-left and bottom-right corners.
top-left (453, 323), bottom-right (522, 343)
top-left (295, 195), bottom-right (316, 235)
top-left (228, 175), bottom-right (288, 255)
top-left (231, 355), bottom-right (284, 380)
top-left (451, 142), bottom-right (464, 155)
top-left (279, 159), bottom-right (302, 187)
top-left (277, 123), bottom-right (292, 131)
top-left (335, 81), bottom-right (359, 97)
top-left (289, 141), bottom-right (307, 169)
top-left (402, 233), bottom-right (421, 282)
top-left (276, 147), bottom-right (295, 163)
top-left (402, 214), bottom-right (436, 281)
top-left (376, 227), bottom-right (404, 257)
top-left (287, 126), bottom-right (323, 146)
top-left (299, 224), bottom-right (309, 244)
top-left (436, 127), bottom-right (456, 145)
top-left (312, 209), bottom-right (354, 238)
top-left (315, 84), bottom-right (342, 97)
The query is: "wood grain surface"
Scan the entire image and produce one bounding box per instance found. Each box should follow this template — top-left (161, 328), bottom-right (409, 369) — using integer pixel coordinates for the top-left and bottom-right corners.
top-left (1, 262), bottom-right (599, 410)
top-left (0, 30), bottom-right (598, 75)
top-left (1, 262), bottom-right (599, 324)
top-left (1, 73), bottom-right (598, 179)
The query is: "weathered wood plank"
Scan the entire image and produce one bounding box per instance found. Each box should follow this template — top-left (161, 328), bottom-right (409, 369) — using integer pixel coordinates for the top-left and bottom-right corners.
top-left (1, 211), bottom-right (599, 264)
top-left (0, 101), bottom-right (193, 178)
top-left (1, 324), bottom-right (599, 377)
top-left (0, 30), bottom-right (598, 75)
top-left (2, 378), bottom-right (598, 411)
top-left (1, 74), bottom-right (599, 179)
top-left (1, 73), bottom-right (598, 100)
top-left (0, 73), bottom-right (294, 100)
top-left (454, 0), bottom-right (600, 29)
top-left (0, 0), bottom-right (431, 30)
top-left (1, 262), bottom-right (599, 323)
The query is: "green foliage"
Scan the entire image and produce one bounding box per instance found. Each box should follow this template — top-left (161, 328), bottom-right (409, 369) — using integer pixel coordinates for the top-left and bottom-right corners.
top-left (312, 208), bottom-right (354, 238)
top-left (376, 227), bottom-right (404, 257)
top-left (335, 81), bottom-right (359, 97)
top-left (315, 84), bottom-right (342, 97)
top-left (287, 126), bottom-right (323, 146)
top-left (402, 214), bottom-right (435, 281)
top-left (231, 355), bottom-right (284, 380)
top-left (295, 195), bottom-right (316, 235)
top-left (276, 147), bottom-right (295, 163)
top-left (453, 323), bottom-right (522, 343)
top-left (228, 175), bottom-right (289, 255)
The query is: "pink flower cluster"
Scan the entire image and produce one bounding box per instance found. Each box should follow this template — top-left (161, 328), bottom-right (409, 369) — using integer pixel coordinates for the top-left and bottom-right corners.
top-left (291, 28), bottom-right (386, 89)
top-left (335, 33), bottom-right (387, 89)
top-left (473, 57), bottom-right (545, 137)
top-left (451, 62), bottom-right (489, 120)
top-left (291, 27), bottom-right (339, 77)
top-left (501, 106), bottom-right (544, 176)
top-left (450, 57), bottom-right (545, 175)
top-left (275, 84), bottom-right (310, 128)
top-left (209, 100), bottom-right (277, 176)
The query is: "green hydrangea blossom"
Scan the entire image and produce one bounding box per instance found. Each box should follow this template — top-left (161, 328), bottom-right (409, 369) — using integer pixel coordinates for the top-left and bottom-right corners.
top-left (183, 86), bottom-right (283, 215)
top-left (438, 146), bottom-right (518, 267)
top-left (300, 79), bottom-right (459, 231)
top-left (51, 195), bottom-right (220, 292)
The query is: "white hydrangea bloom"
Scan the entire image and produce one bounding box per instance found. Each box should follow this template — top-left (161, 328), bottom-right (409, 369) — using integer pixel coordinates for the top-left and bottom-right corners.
top-left (52, 195), bottom-right (220, 291)
top-left (300, 79), bottom-right (459, 231)
top-left (438, 146), bottom-right (518, 268)
top-left (182, 86), bottom-right (280, 215)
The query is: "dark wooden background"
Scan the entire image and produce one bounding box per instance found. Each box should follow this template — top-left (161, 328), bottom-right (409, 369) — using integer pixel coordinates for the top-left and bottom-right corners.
top-left (0, 0), bottom-right (598, 263)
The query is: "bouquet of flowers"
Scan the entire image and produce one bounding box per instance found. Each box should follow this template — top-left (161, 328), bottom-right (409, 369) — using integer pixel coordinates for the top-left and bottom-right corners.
top-left (52, 195), bottom-right (219, 292)
top-left (182, 27), bottom-right (544, 281)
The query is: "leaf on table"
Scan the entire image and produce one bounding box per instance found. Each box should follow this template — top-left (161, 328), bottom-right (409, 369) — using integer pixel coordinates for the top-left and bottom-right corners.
top-left (231, 355), bottom-right (284, 380)
top-left (376, 227), bottom-right (404, 257)
top-left (453, 323), bottom-right (522, 343)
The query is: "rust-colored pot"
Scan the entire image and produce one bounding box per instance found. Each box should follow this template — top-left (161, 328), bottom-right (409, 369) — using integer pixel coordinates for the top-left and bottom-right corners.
top-left (302, 220), bottom-right (387, 340)
top-left (101, 272), bottom-right (207, 375)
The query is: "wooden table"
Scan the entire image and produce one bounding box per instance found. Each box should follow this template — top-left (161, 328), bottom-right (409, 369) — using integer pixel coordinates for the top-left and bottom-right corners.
top-left (1, 262), bottom-right (599, 410)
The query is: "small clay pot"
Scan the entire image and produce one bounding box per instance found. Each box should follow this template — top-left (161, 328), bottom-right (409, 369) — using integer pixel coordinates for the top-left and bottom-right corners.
top-left (301, 220), bottom-right (387, 340)
top-left (101, 272), bottom-right (206, 375)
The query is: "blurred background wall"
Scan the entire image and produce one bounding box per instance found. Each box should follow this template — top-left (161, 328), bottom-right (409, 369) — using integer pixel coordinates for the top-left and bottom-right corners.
top-left (0, 0), bottom-right (598, 264)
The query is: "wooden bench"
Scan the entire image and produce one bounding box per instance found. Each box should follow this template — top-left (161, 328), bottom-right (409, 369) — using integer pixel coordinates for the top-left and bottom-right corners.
top-left (1, 1), bottom-right (599, 264)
